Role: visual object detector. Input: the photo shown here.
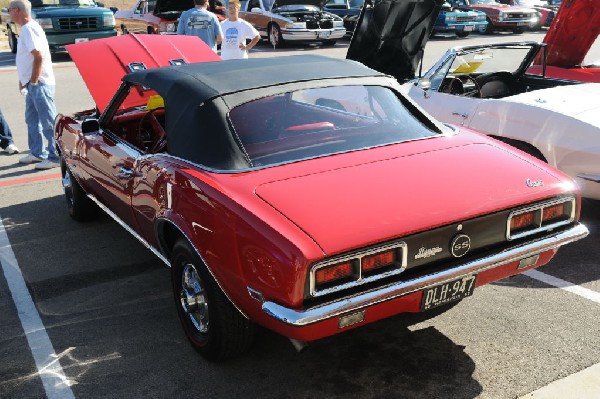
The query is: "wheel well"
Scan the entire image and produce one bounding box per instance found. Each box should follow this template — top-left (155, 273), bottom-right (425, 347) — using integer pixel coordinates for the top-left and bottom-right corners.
top-left (157, 220), bottom-right (185, 262)
top-left (490, 135), bottom-right (547, 163)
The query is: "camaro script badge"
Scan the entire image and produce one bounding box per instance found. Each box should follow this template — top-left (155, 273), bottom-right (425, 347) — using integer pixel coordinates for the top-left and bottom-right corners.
top-left (526, 179), bottom-right (544, 187)
top-left (415, 246), bottom-right (443, 260)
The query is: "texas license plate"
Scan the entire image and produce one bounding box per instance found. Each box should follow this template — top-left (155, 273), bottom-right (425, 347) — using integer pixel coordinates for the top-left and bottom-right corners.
top-left (421, 274), bottom-right (477, 311)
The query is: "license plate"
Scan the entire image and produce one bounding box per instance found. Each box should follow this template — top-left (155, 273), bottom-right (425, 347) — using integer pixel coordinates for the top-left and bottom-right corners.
top-left (75, 38), bottom-right (89, 43)
top-left (421, 274), bottom-right (477, 311)
top-left (319, 31), bottom-right (331, 38)
top-left (464, 25), bottom-right (474, 31)
top-left (516, 22), bottom-right (526, 26)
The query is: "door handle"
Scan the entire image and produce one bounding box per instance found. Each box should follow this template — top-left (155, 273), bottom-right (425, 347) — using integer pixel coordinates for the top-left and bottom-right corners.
top-left (452, 112), bottom-right (469, 119)
top-left (116, 167), bottom-right (142, 179)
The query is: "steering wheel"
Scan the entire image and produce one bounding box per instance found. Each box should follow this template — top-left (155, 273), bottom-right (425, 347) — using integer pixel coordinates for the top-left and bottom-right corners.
top-left (447, 75), bottom-right (482, 98)
top-left (138, 110), bottom-right (167, 153)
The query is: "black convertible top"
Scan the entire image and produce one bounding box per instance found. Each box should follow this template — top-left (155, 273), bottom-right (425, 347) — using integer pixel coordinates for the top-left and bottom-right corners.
top-left (119, 55), bottom-right (391, 170)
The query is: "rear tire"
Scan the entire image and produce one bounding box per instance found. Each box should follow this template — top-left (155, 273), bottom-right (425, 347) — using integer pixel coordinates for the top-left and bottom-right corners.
top-left (512, 27), bottom-right (524, 34)
top-left (171, 238), bottom-right (255, 361)
top-left (322, 40), bottom-right (337, 46)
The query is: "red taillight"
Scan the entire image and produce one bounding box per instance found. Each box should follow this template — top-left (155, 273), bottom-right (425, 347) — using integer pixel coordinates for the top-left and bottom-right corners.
top-left (511, 211), bottom-right (535, 231)
top-left (315, 262), bottom-right (353, 285)
top-left (362, 250), bottom-right (395, 272)
top-left (542, 203), bottom-right (565, 223)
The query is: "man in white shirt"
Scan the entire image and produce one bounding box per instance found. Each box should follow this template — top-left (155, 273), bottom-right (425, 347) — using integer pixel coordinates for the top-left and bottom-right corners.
top-left (9, 0), bottom-right (58, 170)
top-left (220, 0), bottom-right (260, 60)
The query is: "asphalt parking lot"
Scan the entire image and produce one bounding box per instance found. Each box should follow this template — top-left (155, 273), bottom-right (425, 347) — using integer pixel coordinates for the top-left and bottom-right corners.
top-left (1, 32), bottom-right (599, 399)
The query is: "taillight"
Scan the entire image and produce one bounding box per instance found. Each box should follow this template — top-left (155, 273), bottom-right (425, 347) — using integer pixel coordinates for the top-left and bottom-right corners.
top-left (362, 250), bottom-right (395, 273)
top-left (315, 261), bottom-right (354, 286)
top-left (507, 196), bottom-right (576, 240)
top-left (510, 211), bottom-right (535, 232)
top-left (542, 203), bottom-right (565, 224)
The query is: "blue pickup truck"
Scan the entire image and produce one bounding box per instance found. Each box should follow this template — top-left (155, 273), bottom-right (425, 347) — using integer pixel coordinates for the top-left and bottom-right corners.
top-left (433, 1), bottom-right (487, 37)
top-left (1, 0), bottom-right (116, 53)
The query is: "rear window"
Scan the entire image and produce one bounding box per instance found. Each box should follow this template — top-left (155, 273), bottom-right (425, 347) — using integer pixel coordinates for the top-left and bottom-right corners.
top-left (229, 85), bottom-right (438, 167)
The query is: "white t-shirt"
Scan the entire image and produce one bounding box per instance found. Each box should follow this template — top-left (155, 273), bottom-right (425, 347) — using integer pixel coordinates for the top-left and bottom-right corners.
top-left (220, 19), bottom-right (259, 60)
top-left (16, 20), bottom-right (55, 86)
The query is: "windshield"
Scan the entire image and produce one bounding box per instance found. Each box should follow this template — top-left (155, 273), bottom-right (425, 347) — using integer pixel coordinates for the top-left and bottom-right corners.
top-left (229, 85), bottom-right (439, 168)
top-left (31, 0), bottom-right (97, 6)
top-left (470, 0), bottom-right (500, 5)
top-left (450, 45), bottom-right (533, 74)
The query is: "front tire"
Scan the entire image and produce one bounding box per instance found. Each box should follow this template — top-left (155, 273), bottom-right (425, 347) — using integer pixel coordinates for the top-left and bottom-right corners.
top-left (171, 238), bottom-right (255, 361)
top-left (478, 18), bottom-right (493, 35)
top-left (61, 159), bottom-right (98, 222)
top-left (268, 23), bottom-right (284, 48)
top-left (8, 27), bottom-right (17, 54)
top-left (321, 39), bottom-right (337, 46)
top-left (456, 31), bottom-right (470, 38)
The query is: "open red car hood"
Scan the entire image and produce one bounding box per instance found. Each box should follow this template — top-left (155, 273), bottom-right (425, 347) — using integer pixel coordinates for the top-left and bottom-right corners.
top-left (256, 141), bottom-right (569, 255)
top-left (543, 0), bottom-right (600, 68)
top-left (66, 34), bottom-right (220, 113)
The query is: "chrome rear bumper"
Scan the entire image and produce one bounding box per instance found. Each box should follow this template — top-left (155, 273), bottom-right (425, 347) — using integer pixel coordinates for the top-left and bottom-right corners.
top-left (262, 223), bottom-right (588, 327)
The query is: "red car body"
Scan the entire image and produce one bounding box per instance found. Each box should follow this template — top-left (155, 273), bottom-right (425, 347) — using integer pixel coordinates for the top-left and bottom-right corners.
top-left (55, 33), bottom-right (587, 360)
top-left (450, 0), bottom-right (539, 33)
top-left (537, 0), bottom-right (600, 82)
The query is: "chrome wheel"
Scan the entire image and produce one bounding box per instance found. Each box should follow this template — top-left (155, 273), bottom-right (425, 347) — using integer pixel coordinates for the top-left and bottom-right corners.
top-left (180, 263), bottom-right (209, 335)
top-left (62, 167), bottom-right (74, 208)
top-left (269, 24), bottom-right (283, 48)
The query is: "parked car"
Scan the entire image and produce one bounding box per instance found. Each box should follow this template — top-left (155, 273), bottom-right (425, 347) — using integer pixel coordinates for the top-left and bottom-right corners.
top-left (498, 0), bottom-right (556, 29)
top-left (449, 0), bottom-right (539, 34)
top-left (348, 0), bottom-right (600, 199)
top-left (239, 0), bottom-right (346, 47)
top-left (1, 0), bottom-right (116, 53)
top-left (432, 1), bottom-right (488, 38)
top-left (114, 0), bottom-right (224, 35)
top-left (57, 33), bottom-right (587, 360)
top-left (322, 0), bottom-right (363, 35)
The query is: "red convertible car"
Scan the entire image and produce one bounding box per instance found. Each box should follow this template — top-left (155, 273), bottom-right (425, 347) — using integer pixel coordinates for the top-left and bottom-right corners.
top-left (56, 34), bottom-right (588, 360)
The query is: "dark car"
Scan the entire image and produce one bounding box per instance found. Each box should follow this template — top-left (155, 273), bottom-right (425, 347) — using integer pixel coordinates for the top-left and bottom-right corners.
top-left (56, 33), bottom-right (587, 361)
top-left (323, 0), bottom-right (364, 34)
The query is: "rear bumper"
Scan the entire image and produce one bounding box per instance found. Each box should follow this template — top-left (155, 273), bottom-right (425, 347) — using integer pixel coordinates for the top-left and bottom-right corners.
top-left (262, 223), bottom-right (588, 335)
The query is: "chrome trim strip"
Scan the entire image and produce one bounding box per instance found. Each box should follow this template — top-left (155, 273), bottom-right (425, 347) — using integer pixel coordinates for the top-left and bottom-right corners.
top-left (262, 223), bottom-right (588, 327)
top-left (87, 195), bottom-right (171, 267)
top-left (577, 173), bottom-right (600, 183)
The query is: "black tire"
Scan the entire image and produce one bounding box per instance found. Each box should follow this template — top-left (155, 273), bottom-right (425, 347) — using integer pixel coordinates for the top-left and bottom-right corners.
top-left (268, 23), bottom-right (284, 48)
top-left (120, 24), bottom-right (129, 35)
top-left (61, 158), bottom-right (98, 222)
top-left (171, 238), bottom-right (255, 361)
top-left (8, 27), bottom-right (17, 54)
top-left (512, 27), bottom-right (524, 34)
top-left (455, 31), bottom-right (470, 38)
top-left (478, 18), bottom-right (493, 35)
top-left (321, 40), bottom-right (337, 46)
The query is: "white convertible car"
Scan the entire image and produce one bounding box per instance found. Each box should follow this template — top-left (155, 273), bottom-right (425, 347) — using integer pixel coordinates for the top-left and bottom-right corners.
top-left (347, 0), bottom-right (600, 200)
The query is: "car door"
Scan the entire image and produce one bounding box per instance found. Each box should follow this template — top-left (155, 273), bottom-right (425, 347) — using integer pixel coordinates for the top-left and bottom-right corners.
top-left (78, 130), bottom-right (141, 230)
top-left (407, 86), bottom-right (479, 127)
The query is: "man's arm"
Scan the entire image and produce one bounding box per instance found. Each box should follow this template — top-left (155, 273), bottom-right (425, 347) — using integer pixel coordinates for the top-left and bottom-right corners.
top-left (243, 34), bottom-right (260, 51)
top-left (30, 49), bottom-right (43, 84)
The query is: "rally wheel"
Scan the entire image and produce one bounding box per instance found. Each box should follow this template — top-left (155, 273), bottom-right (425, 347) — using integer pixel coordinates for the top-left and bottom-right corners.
top-left (61, 158), bottom-right (98, 222)
top-left (268, 23), bottom-right (284, 48)
top-left (171, 238), bottom-right (255, 360)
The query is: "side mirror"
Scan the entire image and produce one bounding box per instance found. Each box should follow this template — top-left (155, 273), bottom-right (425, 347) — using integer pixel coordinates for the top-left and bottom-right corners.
top-left (250, 7), bottom-right (262, 13)
top-left (81, 119), bottom-right (100, 135)
top-left (418, 78), bottom-right (431, 91)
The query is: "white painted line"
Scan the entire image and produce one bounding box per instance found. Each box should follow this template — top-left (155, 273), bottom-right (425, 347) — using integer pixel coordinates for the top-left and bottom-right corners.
top-left (524, 269), bottom-right (600, 304)
top-left (0, 216), bottom-right (76, 399)
top-left (519, 362), bottom-right (600, 398)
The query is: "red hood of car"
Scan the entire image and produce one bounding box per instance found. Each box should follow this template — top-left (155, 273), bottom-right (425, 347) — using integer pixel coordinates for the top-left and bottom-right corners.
top-left (255, 139), bottom-right (571, 255)
top-left (66, 34), bottom-right (221, 113)
top-left (542, 0), bottom-right (600, 68)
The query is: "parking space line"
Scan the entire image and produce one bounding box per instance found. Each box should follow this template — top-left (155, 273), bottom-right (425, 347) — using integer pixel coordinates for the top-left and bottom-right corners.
top-left (524, 269), bottom-right (600, 304)
top-left (0, 216), bottom-right (75, 399)
top-left (0, 173), bottom-right (61, 187)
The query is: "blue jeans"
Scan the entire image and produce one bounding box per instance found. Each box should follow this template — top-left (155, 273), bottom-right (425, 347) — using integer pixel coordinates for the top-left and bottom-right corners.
top-left (0, 107), bottom-right (15, 150)
top-left (25, 83), bottom-right (58, 161)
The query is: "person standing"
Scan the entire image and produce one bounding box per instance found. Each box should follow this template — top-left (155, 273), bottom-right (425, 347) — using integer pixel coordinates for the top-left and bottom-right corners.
top-left (0, 108), bottom-right (20, 155)
top-left (9, 0), bottom-right (58, 170)
top-left (177, 0), bottom-right (223, 53)
top-left (220, 1), bottom-right (260, 60)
